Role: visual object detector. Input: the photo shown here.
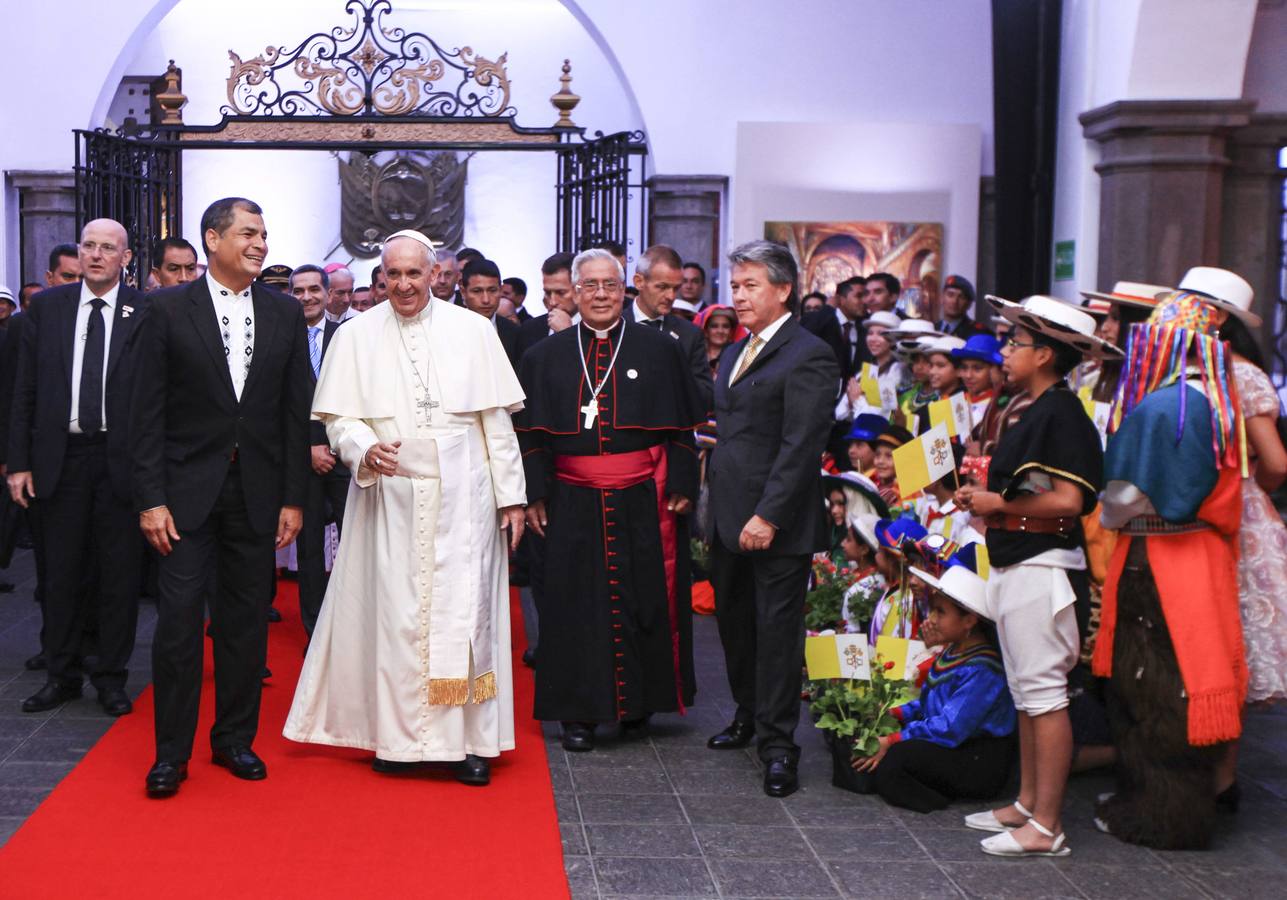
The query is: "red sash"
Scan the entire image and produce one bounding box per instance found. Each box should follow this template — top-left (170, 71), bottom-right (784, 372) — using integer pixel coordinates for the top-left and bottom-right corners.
top-left (554, 448), bottom-right (685, 712)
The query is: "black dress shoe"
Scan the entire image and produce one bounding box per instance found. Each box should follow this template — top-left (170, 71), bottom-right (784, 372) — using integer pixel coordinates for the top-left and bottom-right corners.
top-left (146, 761), bottom-right (188, 797)
top-left (212, 745), bottom-right (267, 780)
top-left (24, 652), bottom-right (47, 671)
top-left (763, 756), bottom-right (799, 798)
top-left (455, 754), bottom-right (490, 786)
top-left (98, 687), bottom-right (133, 717)
top-left (21, 680), bottom-right (82, 713)
top-left (521, 648), bottom-right (536, 668)
top-left (266, 606), bottom-right (282, 623)
top-left (707, 720), bottom-right (754, 750)
top-left (561, 722), bottom-right (595, 752)
top-left (1216, 780), bottom-right (1241, 814)
top-left (372, 757), bottom-right (428, 774)
top-left (620, 715), bottom-right (651, 738)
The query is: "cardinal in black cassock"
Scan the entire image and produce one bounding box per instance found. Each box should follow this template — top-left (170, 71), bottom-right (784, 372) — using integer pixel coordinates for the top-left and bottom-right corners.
top-left (516, 314), bottom-right (705, 750)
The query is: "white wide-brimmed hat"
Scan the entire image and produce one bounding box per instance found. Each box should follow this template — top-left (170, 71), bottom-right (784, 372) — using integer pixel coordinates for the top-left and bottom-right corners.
top-left (909, 564), bottom-right (990, 620)
top-left (847, 512), bottom-right (882, 552)
top-left (1171, 266), bottom-right (1260, 327)
top-left (0, 285), bottom-right (14, 307)
top-left (921, 335), bottom-right (966, 357)
top-left (886, 318), bottom-right (940, 341)
top-left (1079, 281), bottom-right (1172, 316)
top-left (985, 294), bottom-right (1122, 359)
top-left (672, 299), bottom-right (699, 315)
top-left (864, 311), bottom-right (902, 331)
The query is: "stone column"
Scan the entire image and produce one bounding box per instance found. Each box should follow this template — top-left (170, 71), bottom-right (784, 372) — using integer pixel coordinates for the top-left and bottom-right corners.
top-left (1221, 114), bottom-right (1287, 366)
top-left (646, 175), bottom-right (727, 305)
top-left (10, 171), bottom-right (78, 284)
top-left (1080, 100), bottom-right (1254, 290)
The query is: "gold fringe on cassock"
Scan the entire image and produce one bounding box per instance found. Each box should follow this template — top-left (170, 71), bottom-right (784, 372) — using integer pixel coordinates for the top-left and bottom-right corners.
top-left (427, 671), bottom-right (497, 706)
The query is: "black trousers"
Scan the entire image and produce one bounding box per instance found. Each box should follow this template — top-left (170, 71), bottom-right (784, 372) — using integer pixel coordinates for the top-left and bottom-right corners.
top-left (851, 736), bottom-right (1016, 813)
top-left (709, 537), bottom-right (810, 763)
top-left (37, 440), bottom-right (142, 690)
top-left (297, 466), bottom-right (348, 637)
top-left (152, 464), bottom-right (275, 762)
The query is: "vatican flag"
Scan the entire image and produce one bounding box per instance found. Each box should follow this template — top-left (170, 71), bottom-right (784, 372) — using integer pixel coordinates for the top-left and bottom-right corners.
top-left (892, 422), bottom-right (955, 498)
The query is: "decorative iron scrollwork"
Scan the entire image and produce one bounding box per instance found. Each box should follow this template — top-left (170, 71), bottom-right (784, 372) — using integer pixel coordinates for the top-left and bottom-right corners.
top-left (224, 0), bottom-right (515, 119)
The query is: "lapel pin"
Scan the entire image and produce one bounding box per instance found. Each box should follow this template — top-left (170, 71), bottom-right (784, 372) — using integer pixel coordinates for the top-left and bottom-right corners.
top-left (121, 306), bottom-right (134, 318)
top-left (668, 330), bottom-right (679, 339)
top-left (626, 369), bottom-right (638, 380)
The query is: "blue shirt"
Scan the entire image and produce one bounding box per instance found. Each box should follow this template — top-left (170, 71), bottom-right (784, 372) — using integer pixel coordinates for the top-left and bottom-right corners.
top-left (893, 644), bottom-right (1015, 748)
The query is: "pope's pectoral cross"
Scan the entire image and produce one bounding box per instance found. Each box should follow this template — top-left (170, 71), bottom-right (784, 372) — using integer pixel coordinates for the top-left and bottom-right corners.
top-left (417, 392), bottom-right (440, 422)
top-left (581, 400), bottom-right (600, 429)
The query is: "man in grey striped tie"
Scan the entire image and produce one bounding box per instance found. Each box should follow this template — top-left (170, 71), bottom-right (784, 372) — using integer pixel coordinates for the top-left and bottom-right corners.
top-left (288, 265), bottom-right (350, 638)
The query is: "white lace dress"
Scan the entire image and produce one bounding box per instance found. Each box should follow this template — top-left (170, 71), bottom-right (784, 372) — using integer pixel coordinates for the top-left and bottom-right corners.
top-left (1233, 361), bottom-right (1287, 702)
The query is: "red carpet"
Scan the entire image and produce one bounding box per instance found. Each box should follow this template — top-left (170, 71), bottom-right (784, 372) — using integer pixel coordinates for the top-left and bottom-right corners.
top-left (0, 582), bottom-right (568, 899)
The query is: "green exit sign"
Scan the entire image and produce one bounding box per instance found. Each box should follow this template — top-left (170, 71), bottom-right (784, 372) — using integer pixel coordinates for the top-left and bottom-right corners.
top-left (1054, 240), bottom-right (1075, 281)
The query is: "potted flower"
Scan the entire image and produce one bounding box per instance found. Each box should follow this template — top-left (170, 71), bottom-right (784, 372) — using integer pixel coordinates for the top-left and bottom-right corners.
top-left (811, 660), bottom-right (915, 793)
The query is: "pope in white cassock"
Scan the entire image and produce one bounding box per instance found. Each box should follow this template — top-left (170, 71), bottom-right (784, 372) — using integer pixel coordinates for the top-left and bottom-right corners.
top-left (283, 231), bottom-right (527, 786)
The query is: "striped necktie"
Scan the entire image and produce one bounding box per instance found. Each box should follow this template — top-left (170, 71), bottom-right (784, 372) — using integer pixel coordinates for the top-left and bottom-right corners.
top-left (308, 326), bottom-right (322, 377)
top-left (732, 335), bottom-right (764, 383)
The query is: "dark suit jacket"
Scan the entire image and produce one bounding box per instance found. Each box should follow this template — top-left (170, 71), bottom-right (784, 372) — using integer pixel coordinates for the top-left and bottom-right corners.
top-left (0, 312), bottom-right (28, 467)
top-left (496, 314), bottom-right (522, 372)
top-left (800, 307), bottom-right (867, 380)
top-left (307, 318), bottom-right (342, 447)
top-left (8, 283), bottom-right (148, 503)
top-left (707, 316), bottom-right (839, 557)
top-left (939, 315), bottom-right (990, 339)
top-left (131, 278), bottom-right (312, 535)
top-left (517, 313), bottom-right (551, 359)
top-left (623, 304), bottom-right (715, 414)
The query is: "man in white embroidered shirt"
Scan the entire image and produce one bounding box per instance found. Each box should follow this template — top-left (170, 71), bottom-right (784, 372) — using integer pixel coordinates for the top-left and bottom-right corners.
top-left (283, 230), bottom-right (527, 787)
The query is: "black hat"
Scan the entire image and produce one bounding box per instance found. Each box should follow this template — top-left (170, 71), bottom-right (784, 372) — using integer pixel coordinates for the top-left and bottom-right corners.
top-left (257, 264), bottom-right (293, 288)
top-left (943, 274), bottom-right (975, 303)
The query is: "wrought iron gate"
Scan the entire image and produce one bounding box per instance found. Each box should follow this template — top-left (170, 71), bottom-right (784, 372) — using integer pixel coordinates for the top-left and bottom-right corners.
top-left (74, 128), bottom-right (182, 286)
top-left (556, 130), bottom-right (649, 257)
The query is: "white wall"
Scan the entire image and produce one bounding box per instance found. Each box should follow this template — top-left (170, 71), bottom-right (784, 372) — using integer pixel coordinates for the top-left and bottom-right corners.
top-left (0, 0), bottom-right (998, 290)
top-left (1049, 0), bottom-right (1260, 302)
top-left (733, 122), bottom-right (981, 283)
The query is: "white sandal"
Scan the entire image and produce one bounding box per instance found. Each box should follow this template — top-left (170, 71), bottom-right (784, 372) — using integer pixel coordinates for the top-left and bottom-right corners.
top-left (964, 800), bottom-right (1032, 833)
top-left (980, 818), bottom-right (1071, 858)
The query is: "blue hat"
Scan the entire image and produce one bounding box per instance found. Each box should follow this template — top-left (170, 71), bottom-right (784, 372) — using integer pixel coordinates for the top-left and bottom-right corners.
top-left (844, 413), bottom-right (889, 443)
top-left (950, 333), bottom-right (1003, 366)
top-left (875, 516), bottom-right (928, 553)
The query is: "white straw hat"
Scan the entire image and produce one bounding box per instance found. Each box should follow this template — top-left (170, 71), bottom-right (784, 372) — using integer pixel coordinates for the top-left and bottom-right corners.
top-left (1079, 281), bottom-right (1171, 315)
top-left (908, 564), bottom-right (990, 620)
top-left (985, 294), bottom-right (1122, 359)
top-left (1172, 266), bottom-right (1260, 327)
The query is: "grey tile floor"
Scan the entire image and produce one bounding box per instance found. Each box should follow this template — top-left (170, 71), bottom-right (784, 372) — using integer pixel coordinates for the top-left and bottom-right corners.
top-left (0, 555), bottom-right (1283, 900)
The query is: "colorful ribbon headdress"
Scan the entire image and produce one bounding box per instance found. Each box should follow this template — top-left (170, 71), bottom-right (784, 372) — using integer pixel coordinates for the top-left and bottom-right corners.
top-left (1107, 291), bottom-right (1245, 473)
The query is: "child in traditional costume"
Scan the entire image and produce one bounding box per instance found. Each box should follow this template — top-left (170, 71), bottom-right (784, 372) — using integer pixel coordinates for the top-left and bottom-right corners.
top-left (866, 517), bottom-right (928, 642)
top-left (871, 425), bottom-right (913, 513)
top-left (840, 513), bottom-right (889, 634)
top-left (915, 335), bottom-right (967, 436)
top-left (952, 334), bottom-right (1004, 431)
top-left (851, 560), bottom-right (1016, 812)
top-left (1092, 273), bottom-right (1250, 849)
top-left (889, 320), bottom-right (942, 427)
top-left (841, 413), bottom-right (888, 475)
top-left (956, 295), bottom-right (1115, 859)
top-left (834, 312), bottom-right (904, 422)
top-left (822, 470), bottom-right (889, 570)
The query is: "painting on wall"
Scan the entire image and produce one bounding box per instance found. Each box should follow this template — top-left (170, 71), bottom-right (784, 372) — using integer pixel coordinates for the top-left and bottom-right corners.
top-left (763, 221), bottom-right (944, 320)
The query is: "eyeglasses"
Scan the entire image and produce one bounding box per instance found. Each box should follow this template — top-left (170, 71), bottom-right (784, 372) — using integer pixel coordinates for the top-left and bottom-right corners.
top-left (1002, 337), bottom-right (1039, 351)
top-left (576, 280), bottom-right (624, 295)
top-left (80, 241), bottom-right (122, 256)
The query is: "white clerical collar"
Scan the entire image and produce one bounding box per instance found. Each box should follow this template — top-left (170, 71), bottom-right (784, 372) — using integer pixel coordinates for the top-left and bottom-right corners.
top-left (79, 280), bottom-right (120, 308)
top-left (632, 299), bottom-right (660, 324)
top-left (207, 271), bottom-right (250, 300)
top-left (395, 300), bottom-right (433, 325)
top-left (750, 311), bottom-right (792, 343)
top-left (586, 319), bottom-right (621, 339)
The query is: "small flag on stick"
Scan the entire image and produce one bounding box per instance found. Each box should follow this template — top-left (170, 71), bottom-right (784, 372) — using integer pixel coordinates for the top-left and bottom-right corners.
top-left (892, 422), bottom-right (955, 499)
top-left (860, 363), bottom-right (883, 407)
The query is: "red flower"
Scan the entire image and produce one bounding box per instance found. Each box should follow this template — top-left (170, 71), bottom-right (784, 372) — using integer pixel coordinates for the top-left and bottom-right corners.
top-left (884, 661), bottom-right (896, 670)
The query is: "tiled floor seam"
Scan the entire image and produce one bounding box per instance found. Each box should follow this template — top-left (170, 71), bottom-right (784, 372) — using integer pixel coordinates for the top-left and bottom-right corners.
top-left (655, 736), bottom-right (726, 900)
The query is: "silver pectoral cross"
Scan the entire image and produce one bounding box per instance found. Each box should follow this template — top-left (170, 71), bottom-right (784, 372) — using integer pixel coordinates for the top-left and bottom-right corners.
top-left (417, 392), bottom-right (440, 422)
top-left (581, 401), bottom-right (599, 429)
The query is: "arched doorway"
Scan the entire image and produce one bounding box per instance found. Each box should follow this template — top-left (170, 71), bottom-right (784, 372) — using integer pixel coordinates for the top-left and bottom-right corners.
top-left (79, 0), bottom-right (649, 291)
